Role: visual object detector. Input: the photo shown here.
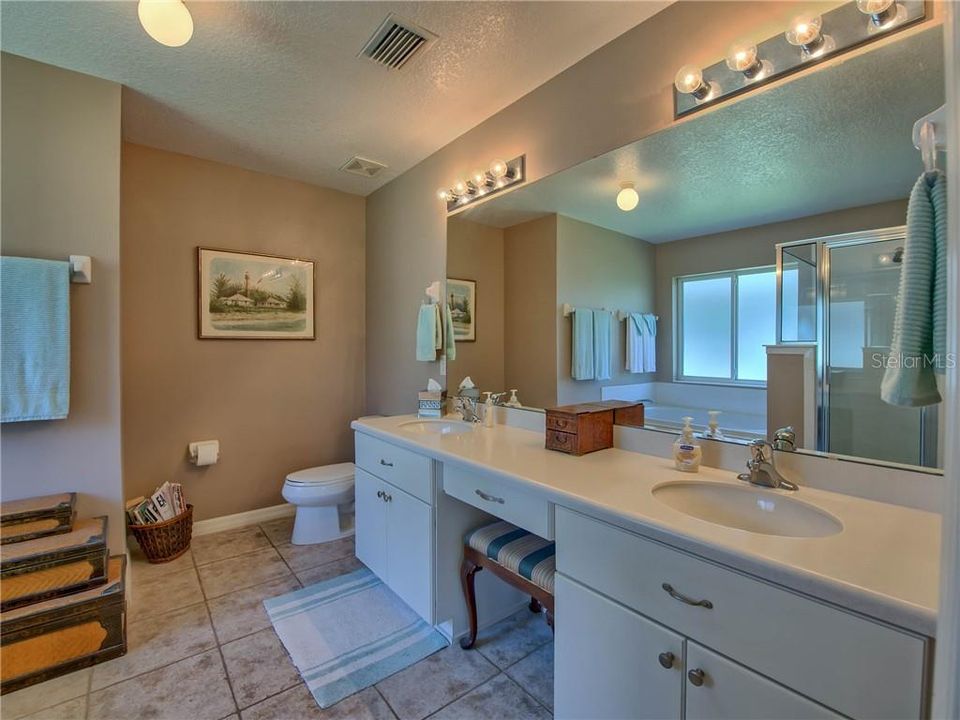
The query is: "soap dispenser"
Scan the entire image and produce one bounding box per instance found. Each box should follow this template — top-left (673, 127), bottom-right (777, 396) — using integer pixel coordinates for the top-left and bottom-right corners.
top-left (482, 392), bottom-right (495, 427)
top-left (505, 389), bottom-right (522, 408)
top-left (673, 416), bottom-right (702, 473)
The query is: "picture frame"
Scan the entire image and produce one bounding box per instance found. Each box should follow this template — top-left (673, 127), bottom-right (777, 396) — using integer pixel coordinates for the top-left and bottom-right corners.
top-left (198, 247), bottom-right (315, 340)
top-left (447, 277), bottom-right (476, 342)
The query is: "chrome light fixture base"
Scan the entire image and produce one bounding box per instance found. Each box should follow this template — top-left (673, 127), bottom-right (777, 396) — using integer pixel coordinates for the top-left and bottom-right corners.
top-left (673, 0), bottom-right (924, 118)
top-left (444, 156), bottom-right (525, 214)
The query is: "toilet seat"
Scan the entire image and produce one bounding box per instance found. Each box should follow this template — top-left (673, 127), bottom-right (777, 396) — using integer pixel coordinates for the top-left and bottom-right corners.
top-left (284, 462), bottom-right (354, 488)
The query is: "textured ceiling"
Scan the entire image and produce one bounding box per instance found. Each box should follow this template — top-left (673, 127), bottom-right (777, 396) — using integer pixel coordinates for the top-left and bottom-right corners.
top-left (0, 1), bottom-right (670, 195)
top-left (458, 27), bottom-right (944, 243)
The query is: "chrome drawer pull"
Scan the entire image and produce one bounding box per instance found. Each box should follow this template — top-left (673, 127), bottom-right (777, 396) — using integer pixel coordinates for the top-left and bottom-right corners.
top-left (662, 583), bottom-right (713, 609)
top-left (657, 652), bottom-right (675, 669)
top-left (688, 668), bottom-right (705, 687)
top-left (379, 459), bottom-right (394, 467)
top-left (475, 489), bottom-right (505, 504)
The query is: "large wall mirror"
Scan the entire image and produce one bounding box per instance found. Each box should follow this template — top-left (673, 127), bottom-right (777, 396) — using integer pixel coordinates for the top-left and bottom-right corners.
top-left (445, 25), bottom-right (946, 473)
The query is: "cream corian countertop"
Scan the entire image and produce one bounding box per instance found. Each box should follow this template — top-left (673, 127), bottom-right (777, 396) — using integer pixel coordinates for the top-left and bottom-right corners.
top-left (351, 415), bottom-right (940, 636)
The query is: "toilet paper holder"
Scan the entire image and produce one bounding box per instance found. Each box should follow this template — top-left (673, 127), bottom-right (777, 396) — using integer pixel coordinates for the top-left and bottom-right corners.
top-left (188, 440), bottom-right (220, 466)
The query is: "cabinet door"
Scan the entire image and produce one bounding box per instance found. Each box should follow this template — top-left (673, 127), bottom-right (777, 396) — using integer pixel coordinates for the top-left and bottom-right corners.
top-left (385, 483), bottom-right (433, 623)
top-left (555, 574), bottom-right (683, 720)
top-left (685, 642), bottom-right (841, 720)
top-left (354, 469), bottom-right (387, 579)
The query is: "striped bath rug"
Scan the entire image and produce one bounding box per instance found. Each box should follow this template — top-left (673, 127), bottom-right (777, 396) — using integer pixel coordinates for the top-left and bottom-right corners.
top-left (264, 567), bottom-right (448, 708)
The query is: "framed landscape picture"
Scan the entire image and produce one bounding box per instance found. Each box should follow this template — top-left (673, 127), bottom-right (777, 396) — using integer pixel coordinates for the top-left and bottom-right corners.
top-left (447, 277), bottom-right (476, 342)
top-left (198, 248), bottom-right (315, 339)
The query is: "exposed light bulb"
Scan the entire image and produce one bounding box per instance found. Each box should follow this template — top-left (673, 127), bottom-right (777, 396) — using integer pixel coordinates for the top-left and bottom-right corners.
top-left (489, 159), bottom-right (508, 179)
top-left (785, 14), bottom-right (823, 52)
top-left (452, 180), bottom-right (468, 197)
top-left (856, 0), bottom-right (897, 27)
top-left (674, 65), bottom-right (710, 100)
top-left (437, 189), bottom-right (450, 202)
top-left (471, 169), bottom-right (488, 186)
top-left (725, 43), bottom-right (762, 78)
top-left (616, 183), bottom-right (639, 212)
top-left (138, 0), bottom-right (194, 47)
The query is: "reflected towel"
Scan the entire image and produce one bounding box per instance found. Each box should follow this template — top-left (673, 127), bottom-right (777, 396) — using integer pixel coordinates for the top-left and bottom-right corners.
top-left (416, 303), bottom-right (440, 361)
top-left (1, 257), bottom-right (70, 422)
top-left (443, 303), bottom-right (456, 361)
top-left (571, 308), bottom-right (595, 380)
top-left (593, 310), bottom-right (612, 381)
top-left (640, 313), bottom-right (657, 373)
top-left (626, 313), bottom-right (643, 373)
top-left (881, 170), bottom-right (947, 406)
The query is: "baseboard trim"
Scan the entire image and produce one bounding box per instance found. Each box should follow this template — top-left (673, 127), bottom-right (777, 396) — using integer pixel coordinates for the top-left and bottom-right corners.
top-left (192, 503), bottom-right (295, 537)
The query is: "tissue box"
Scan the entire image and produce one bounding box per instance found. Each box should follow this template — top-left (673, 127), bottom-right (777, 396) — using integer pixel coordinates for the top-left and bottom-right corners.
top-left (418, 391), bottom-right (447, 418)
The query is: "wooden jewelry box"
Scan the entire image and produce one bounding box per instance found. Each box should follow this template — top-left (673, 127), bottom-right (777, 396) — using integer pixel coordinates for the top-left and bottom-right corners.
top-left (545, 404), bottom-right (614, 456)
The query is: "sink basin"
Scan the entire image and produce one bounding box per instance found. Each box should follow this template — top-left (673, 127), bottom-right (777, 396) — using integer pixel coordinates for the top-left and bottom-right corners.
top-left (398, 419), bottom-right (475, 436)
top-left (652, 481), bottom-right (843, 538)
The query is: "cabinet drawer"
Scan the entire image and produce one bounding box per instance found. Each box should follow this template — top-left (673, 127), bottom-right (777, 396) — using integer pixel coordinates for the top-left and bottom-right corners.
top-left (443, 464), bottom-right (554, 540)
top-left (546, 414), bottom-right (578, 433)
top-left (545, 430), bottom-right (577, 453)
top-left (355, 433), bottom-right (433, 504)
top-left (556, 507), bottom-right (927, 720)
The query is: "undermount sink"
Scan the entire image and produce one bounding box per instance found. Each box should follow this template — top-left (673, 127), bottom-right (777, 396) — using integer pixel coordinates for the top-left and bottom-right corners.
top-left (398, 419), bottom-right (475, 436)
top-left (652, 481), bottom-right (843, 538)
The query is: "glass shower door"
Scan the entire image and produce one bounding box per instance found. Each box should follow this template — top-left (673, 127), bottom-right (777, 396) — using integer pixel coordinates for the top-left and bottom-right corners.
top-left (823, 238), bottom-right (926, 466)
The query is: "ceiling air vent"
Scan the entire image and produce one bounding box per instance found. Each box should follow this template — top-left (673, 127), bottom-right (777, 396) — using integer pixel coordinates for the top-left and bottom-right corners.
top-left (359, 14), bottom-right (436, 70)
top-left (340, 156), bottom-right (388, 178)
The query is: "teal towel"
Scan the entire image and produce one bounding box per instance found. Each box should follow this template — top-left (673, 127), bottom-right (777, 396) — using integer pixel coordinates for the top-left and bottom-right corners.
top-left (443, 303), bottom-right (456, 361)
top-left (416, 303), bottom-right (439, 362)
top-left (571, 308), bottom-right (595, 380)
top-left (881, 170), bottom-right (947, 407)
top-left (1, 257), bottom-right (70, 422)
top-left (593, 310), bottom-right (612, 381)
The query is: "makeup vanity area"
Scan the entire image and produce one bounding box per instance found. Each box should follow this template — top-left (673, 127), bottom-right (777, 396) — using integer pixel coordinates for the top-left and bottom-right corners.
top-left (353, 19), bottom-right (947, 720)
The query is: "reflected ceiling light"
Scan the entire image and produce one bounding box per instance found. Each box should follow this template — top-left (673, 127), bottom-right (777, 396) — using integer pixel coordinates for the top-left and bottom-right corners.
top-left (856, 0), bottom-right (897, 27)
top-left (725, 43), bottom-right (763, 79)
top-left (616, 183), bottom-right (639, 212)
top-left (439, 156), bottom-right (526, 212)
top-left (674, 65), bottom-right (711, 100)
top-left (785, 14), bottom-right (824, 55)
top-left (138, 0), bottom-right (194, 47)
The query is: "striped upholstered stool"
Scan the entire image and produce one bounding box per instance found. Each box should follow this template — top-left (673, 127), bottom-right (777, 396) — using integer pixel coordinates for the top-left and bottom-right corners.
top-left (459, 520), bottom-right (556, 649)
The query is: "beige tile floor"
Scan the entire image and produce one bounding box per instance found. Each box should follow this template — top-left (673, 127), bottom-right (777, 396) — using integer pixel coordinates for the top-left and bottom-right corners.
top-left (2, 517), bottom-right (554, 720)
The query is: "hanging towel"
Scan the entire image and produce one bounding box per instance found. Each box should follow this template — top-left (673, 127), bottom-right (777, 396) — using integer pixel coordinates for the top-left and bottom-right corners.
top-left (626, 313), bottom-right (644, 373)
top-left (593, 310), bottom-right (612, 381)
top-left (571, 308), bottom-right (595, 380)
top-left (443, 303), bottom-right (457, 361)
top-left (1, 257), bottom-right (71, 422)
top-left (416, 303), bottom-right (440, 361)
top-left (881, 170), bottom-right (947, 407)
top-left (640, 313), bottom-right (658, 374)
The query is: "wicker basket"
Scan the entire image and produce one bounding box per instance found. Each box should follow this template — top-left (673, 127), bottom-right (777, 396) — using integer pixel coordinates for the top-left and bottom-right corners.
top-left (129, 505), bottom-right (193, 563)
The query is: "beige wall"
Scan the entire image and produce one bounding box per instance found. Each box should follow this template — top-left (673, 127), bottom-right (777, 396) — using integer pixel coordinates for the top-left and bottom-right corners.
top-left (364, 1), bottom-right (937, 415)
top-left (121, 144), bottom-right (365, 521)
top-left (556, 216), bottom-right (655, 406)
top-left (446, 218), bottom-right (505, 394)
top-left (0, 54), bottom-right (125, 553)
top-left (504, 216), bottom-right (558, 409)
top-left (653, 199), bottom-right (909, 381)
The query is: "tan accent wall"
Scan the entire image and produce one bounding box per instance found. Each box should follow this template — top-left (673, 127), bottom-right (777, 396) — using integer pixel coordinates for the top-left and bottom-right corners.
top-left (653, 199), bottom-right (909, 381)
top-left (446, 218), bottom-right (505, 394)
top-left (556, 215), bottom-right (656, 406)
top-left (365, 1), bottom-right (937, 415)
top-left (503, 216), bottom-right (559, 409)
top-left (0, 54), bottom-right (124, 554)
top-left (121, 144), bottom-right (365, 521)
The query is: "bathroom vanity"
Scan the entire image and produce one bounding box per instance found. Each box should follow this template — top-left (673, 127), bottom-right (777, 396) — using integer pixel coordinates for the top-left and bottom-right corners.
top-left (352, 415), bottom-right (939, 720)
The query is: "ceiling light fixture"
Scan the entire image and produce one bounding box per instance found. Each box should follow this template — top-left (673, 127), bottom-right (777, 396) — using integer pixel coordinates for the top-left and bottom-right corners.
top-left (138, 0), bottom-right (194, 47)
top-left (725, 43), bottom-right (763, 79)
top-left (674, 65), bottom-right (711, 101)
top-left (785, 14), bottom-right (824, 55)
top-left (856, 0), bottom-right (897, 27)
top-left (439, 156), bottom-right (525, 213)
top-left (616, 183), bottom-right (639, 212)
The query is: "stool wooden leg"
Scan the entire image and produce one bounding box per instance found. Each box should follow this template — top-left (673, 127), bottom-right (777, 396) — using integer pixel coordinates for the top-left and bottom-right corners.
top-left (459, 556), bottom-right (483, 649)
top-left (529, 597), bottom-right (542, 614)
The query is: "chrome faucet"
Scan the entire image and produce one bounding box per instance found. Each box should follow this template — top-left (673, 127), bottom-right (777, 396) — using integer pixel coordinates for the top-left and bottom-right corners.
top-left (453, 396), bottom-right (483, 423)
top-left (738, 439), bottom-right (798, 491)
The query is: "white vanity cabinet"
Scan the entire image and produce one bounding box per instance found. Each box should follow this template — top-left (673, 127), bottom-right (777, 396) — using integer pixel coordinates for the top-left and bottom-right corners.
top-left (555, 507), bottom-right (931, 720)
top-left (354, 433), bottom-right (434, 623)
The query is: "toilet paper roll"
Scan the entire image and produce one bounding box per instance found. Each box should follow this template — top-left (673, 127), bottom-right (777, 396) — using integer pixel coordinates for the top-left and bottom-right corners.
top-left (193, 441), bottom-right (219, 466)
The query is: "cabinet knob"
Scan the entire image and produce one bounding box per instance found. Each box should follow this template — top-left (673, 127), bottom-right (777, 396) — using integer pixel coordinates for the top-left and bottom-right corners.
top-left (687, 668), bottom-right (706, 687)
top-left (657, 652), bottom-right (675, 669)
top-left (383, 493), bottom-right (392, 502)
top-left (376, 490), bottom-right (384, 499)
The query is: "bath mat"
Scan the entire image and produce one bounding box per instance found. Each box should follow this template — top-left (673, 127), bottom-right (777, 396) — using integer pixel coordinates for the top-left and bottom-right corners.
top-left (264, 567), bottom-right (448, 708)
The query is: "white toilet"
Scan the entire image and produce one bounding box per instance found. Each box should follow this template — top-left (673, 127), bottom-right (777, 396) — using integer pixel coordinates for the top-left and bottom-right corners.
top-left (281, 462), bottom-right (355, 545)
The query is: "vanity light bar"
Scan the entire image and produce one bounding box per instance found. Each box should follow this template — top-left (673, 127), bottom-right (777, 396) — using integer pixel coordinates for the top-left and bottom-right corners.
top-left (439, 156), bottom-right (525, 213)
top-left (673, 0), bottom-right (925, 118)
